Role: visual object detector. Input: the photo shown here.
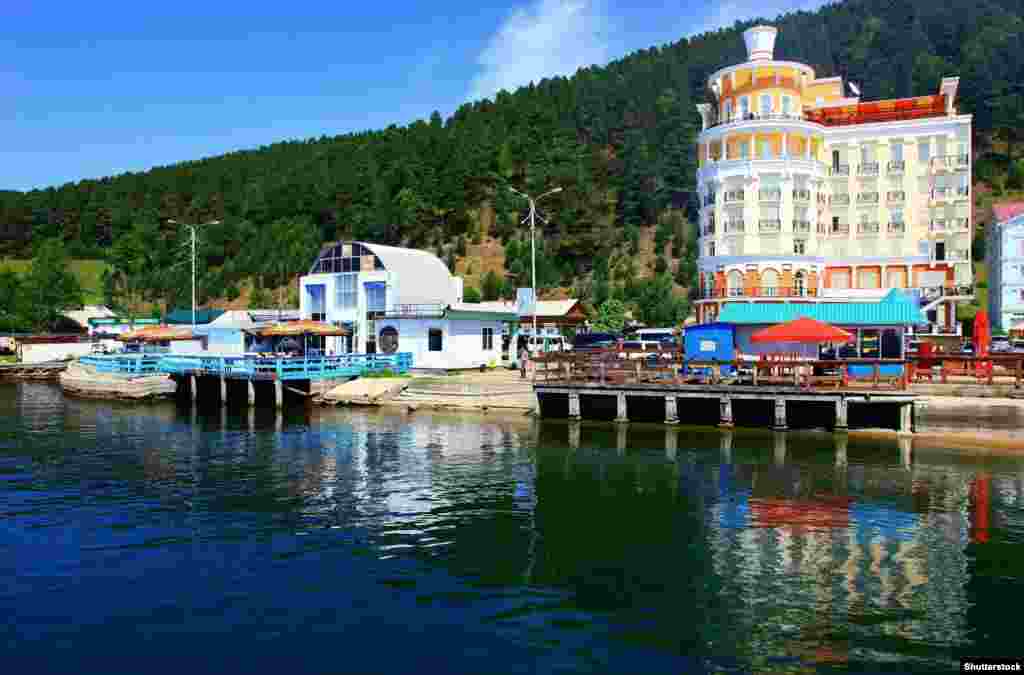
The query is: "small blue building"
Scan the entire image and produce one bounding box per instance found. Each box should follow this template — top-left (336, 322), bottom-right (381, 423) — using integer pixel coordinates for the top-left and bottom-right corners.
top-left (684, 322), bottom-right (736, 376)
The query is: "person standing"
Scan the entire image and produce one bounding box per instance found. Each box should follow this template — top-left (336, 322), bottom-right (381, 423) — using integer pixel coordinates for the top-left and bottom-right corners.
top-left (519, 346), bottom-right (529, 379)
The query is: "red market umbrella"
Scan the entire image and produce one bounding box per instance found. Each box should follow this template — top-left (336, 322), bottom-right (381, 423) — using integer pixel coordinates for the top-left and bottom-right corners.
top-left (973, 311), bottom-right (990, 358)
top-left (751, 317), bottom-right (854, 344)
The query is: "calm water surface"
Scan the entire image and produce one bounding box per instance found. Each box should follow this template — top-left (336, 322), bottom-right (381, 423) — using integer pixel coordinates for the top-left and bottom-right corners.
top-left (3, 383), bottom-right (1024, 673)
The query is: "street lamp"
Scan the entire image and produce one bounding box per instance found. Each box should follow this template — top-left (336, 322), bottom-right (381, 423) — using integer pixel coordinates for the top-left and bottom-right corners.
top-left (508, 186), bottom-right (562, 349)
top-left (168, 219), bottom-right (221, 330)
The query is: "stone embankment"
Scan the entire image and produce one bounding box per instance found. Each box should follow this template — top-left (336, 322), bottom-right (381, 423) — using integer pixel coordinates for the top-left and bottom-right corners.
top-left (59, 361), bottom-right (177, 400)
top-left (317, 370), bottom-right (536, 412)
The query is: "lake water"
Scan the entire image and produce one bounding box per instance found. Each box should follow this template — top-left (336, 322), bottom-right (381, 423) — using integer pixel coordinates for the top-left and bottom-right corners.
top-left (3, 383), bottom-right (1023, 673)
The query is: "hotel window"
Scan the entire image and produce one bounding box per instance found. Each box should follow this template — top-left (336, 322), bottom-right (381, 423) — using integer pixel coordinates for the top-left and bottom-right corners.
top-left (759, 139), bottom-right (772, 159)
top-left (707, 241), bottom-right (716, 257)
top-left (1018, 240), bottom-right (1024, 257)
top-left (937, 136), bottom-right (947, 157)
top-left (740, 96), bottom-right (750, 118)
top-left (739, 140), bottom-right (750, 158)
top-left (815, 96), bottom-right (824, 106)
top-left (831, 271), bottom-right (851, 289)
top-left (890, 142), bottom-right (903, 162)
top-left (861, 144), bottom-right (874, 163)
top-left (793, 239), bottom-right (806, 255)
top-left (336, 273), bottom-right (357, 309)
top-left (365, 282), bottom-right (386, 314)
top-left (781, 96), bottom-right (792, 115)
top-left (918, 139), bottom-right (931, 162)
top-left (760, 94), bottom-right (772, 114)
top-left (724, 99), bottom-right (734, 120)
top-left (890, 209), bottom-right (904, 225)
top-left (482, 327), bottom-right (494, 351)
top-left (887, 269), bottom-right (905, 288)
top-left (428, 329), bottom-right (443, 352)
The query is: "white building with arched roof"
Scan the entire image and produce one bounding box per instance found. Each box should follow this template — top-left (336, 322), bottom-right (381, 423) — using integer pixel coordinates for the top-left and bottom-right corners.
top-left (299, 241), bottom-right (516, 370)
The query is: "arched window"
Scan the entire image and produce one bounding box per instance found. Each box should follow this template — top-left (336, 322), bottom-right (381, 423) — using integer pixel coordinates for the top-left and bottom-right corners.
top-left (379, 327), bottom-right (399, 354)
top-left (794, 270), bottom-right (806, 296)
top-left (761, 269), bottom-right (779, 297)
top-left (727, 270), bottom-right (744, 296)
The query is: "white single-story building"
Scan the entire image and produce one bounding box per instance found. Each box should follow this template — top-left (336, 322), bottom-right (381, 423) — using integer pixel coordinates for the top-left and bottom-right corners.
top-left (375, 303), bottom-right (517, 370)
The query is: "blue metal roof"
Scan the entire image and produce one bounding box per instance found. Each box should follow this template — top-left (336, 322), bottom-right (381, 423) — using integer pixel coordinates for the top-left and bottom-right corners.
top-left (717, 295), bottom-right (924, 326)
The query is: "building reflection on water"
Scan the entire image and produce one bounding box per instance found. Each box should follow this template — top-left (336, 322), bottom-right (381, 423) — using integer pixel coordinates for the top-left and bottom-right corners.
top-left (5, 383), bottom-right (1024, 667)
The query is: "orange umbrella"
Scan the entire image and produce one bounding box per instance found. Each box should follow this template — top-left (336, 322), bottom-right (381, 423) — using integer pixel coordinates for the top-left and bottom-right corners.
top-left (117, 325), bottom-right (195, 342)
top-left (255, 320), bottom-right (350, 337)
top-left (751, 317), bottom-right (854, 344)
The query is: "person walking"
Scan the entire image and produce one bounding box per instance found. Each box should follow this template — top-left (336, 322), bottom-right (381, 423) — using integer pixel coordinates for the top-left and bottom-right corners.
top-left (519, 346), bottom-right (529, 379)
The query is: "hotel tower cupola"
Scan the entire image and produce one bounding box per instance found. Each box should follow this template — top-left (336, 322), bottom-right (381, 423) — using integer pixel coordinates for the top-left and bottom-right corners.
top-left (742, 25), bottom-right (778, 62)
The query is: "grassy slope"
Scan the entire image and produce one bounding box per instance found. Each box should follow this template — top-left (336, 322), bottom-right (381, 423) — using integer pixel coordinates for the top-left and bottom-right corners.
top-left (0, 259), bottom-right (109, 305)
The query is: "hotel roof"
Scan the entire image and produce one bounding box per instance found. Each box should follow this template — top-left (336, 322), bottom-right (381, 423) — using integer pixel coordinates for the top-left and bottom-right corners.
top-left (718, 291), bottom-right (924, 326)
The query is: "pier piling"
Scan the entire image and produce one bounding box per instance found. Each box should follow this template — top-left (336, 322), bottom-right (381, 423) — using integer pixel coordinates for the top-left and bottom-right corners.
top-left (664, 395), bottom-right (678, 425)
top-left (247, 380), bottom-right (256, 407)
top-left (274, 380), bottom-right (283, 409)
top-left (568, 392), bottom-right (581, 420)
top-left (615, 392), bottom-right (628, 424)
top-left (773, 398), bottom-right (787, 431)
top-left (720, 430), bottom-right (733, 464)
top-left (220, 377), bottom-right (227, 406)
top-left (899, 403), bottom-right (913, 435)
top-left (719, 396), bottom-right (734, 428)
top-left (190, 375), bottom-right (198, 402)
top-left (773, 432), bottom-right (787, 466)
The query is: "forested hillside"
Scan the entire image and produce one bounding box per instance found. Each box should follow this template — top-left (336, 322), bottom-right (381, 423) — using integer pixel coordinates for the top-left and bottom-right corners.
top-left (2, 0), bottom-right (1023, 325)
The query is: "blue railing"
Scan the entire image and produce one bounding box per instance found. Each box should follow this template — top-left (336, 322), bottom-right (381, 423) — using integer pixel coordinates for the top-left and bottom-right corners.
top-left (157, 353), bottom-right (413, 381)
top-left (79, 354), bottom-right (165, 375)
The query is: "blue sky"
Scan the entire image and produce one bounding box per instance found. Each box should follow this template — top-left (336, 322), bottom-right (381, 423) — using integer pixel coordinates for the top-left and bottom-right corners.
top-left (2, 0), bottom-right (828, 191)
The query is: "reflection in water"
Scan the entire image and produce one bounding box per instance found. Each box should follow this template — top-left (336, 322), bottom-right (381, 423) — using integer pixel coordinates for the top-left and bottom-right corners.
top-left (3, 384), bottom-right (1024, 672)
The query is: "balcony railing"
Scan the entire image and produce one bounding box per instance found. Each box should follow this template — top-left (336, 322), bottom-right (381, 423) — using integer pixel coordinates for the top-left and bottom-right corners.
top-left (830, 194), bottom-right (851, 206)
top-left (957, 186), bottom-right (970, 197)
top-left (953, 217), bottom-right (970, 231)
top-left (957, 154), bottom-right (970, 168)
top-left (829, 165), bottom-right (850, 177)
top-left (724, 221), bottom-right (745, 233)
top-left (857, 162), bottom-right (880, 176)
top-left (816, 222), bottom-right (828, 234)
top-left (792, 220), bottom-right (812, 233)
top-left (857, 221), bottom-right (880, 234)
top-left (930, 219), bottom-right (948, 232)
top-left (702, 286), bottom-right (815, 300)
top-left (931, 155), bottom-right (971, 171)
top-left (386, 304), bottom-right (447, 318)
top-left (759, 219), bottom-right (782, 233)
top-left (887, 222), bottom-right (906, 235)
top-left (931, 187), bottom-right (952, 200)
top-left (724, 190), bottom-right (745, 203)
top-left (886, 190), bottom-right (906, 202)
top-left (706, 111), bottom-right (808, 129)
top-left (817, 193), bottom-right (828, 204)
top-left (792, 188), bottom-right (811, 202)
top-left (829, 223), bottom-right (851, 236)
top-left (759, 189), bottom-right (782, 202)
top-left (887, 160), bottom-right (906, 173)
top-left (856, 192), bottom-right (879, 204)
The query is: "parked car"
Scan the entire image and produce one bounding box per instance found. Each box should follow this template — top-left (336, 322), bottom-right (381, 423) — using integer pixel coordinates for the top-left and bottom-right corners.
top-left (572, 332), bottom-right (620, 352)
top-left (525, 335), bottom-right (569, 354)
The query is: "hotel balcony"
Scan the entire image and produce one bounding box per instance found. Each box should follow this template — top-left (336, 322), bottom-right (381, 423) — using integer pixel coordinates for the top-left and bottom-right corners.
top-left (930, 219), bottom-right (948, 232)
top-left (816, 193), bottom-right (828, 205)
top-left (830, 194), bottom-right (851, 206)
top-left (953, 217), bottom-right (970, 231)
top-left (816, 222), bottom-right (828, 234)
top-left (857, 162), bottom-right (880, 176)
top-left (828, 164), bottom-right (851, 177)
top-left (887, 222), bottom-right (907, 235)
top-left (886, 190), bottom-right (906, 203)
top-left (829, 223), bottom-right (851, 236)
top-left (931, 187), bottom-right (952, 202)
top-left (792, 220), bottom-right (812, 234)
top-left (724, 221), bottom-right (745, 234)
top-left (887, 160), bottom-right (906, 174)
top-left (759, 219), bottom-right (782, 233)
top-left (856, 221), bottom-right (880, 235)
top-left (957, 186), bottom-right (970, 199)
top-left (792, 188), bottom-right (811, 202)
top-left (931, 155), bottom-right (971, 172)
top-left (856, 191), bottom-right (880, 204)
top-left (701, 286), bottom-right (815, 300)
top-left (758, 189), bottom-right (782, 202)
top-left (724, 190), bottom-right (745, 203)
top-left (704, 111), bottom-right (809, 130)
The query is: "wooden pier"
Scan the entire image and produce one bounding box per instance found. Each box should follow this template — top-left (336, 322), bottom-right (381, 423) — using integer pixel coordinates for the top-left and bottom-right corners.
top-left (0, 360), bottom-right (68, 381)
top-left (531, 350), bottom-right (917, 433)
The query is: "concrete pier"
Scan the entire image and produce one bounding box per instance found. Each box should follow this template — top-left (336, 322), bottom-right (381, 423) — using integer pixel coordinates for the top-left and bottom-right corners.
top-left (719, 396), bottom-right (734, 428)
top-left (773, 398), bottom-right (787, 431)
top-left (665, 395), bottom-right (678, 425)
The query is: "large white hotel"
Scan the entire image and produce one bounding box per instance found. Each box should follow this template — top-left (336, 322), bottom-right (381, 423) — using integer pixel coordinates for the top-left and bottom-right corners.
top-left (694, 26), bottom-right (973, 333)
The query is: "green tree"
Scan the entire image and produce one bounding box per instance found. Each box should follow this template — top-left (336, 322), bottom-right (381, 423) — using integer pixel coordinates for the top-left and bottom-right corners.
top-left (482, 270), bottom-right (502, 301)
top-left (593, 298), bottom-right (626, 333)
top-left (463, 287), bottom-right (482, 303)
top-left (249, 283), bottom-right (273, 309)
top-left (22, 238), bottom-right (83, 331)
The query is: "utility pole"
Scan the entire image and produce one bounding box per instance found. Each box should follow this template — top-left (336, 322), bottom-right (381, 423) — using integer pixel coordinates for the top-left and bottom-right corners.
top-left (509, 187), bottom-right (562, 348)
top-left (169, 219), bottom-right (220, 330)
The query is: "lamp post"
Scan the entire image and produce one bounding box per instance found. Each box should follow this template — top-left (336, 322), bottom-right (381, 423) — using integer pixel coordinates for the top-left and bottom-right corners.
top-left (168, 219), bottom-right (220, 330)
top-left (509, 187), bottom-right (562, 350)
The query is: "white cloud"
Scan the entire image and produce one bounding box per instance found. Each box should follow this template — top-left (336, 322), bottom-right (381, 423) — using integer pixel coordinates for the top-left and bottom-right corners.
top-left (686, 0), bottom-right (833, 38)
top-left (467, 0), bottom-right (609, 102)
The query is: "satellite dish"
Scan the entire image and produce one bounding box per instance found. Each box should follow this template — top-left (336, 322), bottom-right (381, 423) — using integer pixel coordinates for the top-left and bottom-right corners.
top-left (849, 82), bottom-right (861, 96)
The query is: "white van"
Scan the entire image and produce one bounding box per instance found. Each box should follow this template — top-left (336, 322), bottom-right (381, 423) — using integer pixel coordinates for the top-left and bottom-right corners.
top-left (526, 335), bottom-right (568, 353)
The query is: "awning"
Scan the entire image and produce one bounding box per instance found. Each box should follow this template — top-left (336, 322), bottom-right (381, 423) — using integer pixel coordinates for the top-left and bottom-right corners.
top-left (117, 325), bottom-right (196, 342)
top-left (253, 320), bottom-right (350, 337)
top-left (751, 317), bottom-right (854, 344)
